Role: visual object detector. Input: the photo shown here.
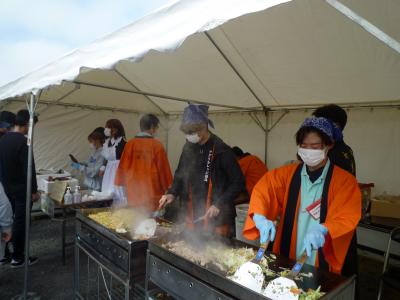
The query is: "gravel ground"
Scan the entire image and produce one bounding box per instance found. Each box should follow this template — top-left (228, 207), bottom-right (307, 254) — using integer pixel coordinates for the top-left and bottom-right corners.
top-left (1, 216), bottom-right (399, 300)
top-left (0, 215), bottom-right (75, 300)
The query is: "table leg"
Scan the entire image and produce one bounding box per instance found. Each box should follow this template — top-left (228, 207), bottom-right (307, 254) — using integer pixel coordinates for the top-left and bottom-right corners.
top-left (62, 208), bottom-right (67, 265)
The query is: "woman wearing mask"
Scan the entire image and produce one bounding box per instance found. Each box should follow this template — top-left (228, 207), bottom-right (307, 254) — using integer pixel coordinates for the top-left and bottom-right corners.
top-left (71, 129), bottom-right (106, 191)
top-left (101, 119), bottom-right (126, 205)
top-left (243, 117), bottom-right (361, 275)
top-left (159, 104), bottom-right (245, 237)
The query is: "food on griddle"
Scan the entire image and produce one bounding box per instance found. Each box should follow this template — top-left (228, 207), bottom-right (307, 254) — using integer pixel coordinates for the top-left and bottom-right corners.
top-left (88, 209), bottom-right (134, 233)
top-left (163, 240), bottom-right (325, 299)
top-left (163, 240), bottom-right (270, 275)
top-left (298, 286), bottom-right (325, 300)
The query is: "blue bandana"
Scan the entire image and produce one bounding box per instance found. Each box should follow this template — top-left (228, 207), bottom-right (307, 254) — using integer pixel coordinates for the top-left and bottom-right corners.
top-left (0, 121), bottom-right (11, 129)
top-left (181, 104), bottom-right (214, 128)
top-left (331, 123), bottom-right (343, 142)
top-left (300, 117), bottom-right (334, 139)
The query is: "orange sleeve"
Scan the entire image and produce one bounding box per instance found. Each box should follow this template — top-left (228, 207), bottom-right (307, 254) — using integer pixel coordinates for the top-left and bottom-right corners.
top-left (243, 166), bottom-right (291, 240)
top-left (322, 168), bottom-right (361, 273)
top-left (155, 143), bottom-right (173, 193)
top-left (114, 142), bottom-right (132, 186)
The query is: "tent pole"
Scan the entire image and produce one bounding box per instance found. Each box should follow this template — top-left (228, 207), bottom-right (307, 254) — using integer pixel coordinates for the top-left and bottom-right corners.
top-left (165, 115), bottom-right (169, 156)
top-left (72, 80), bottom-right (252, 111)
top-left (204, 32), bottom-right (268, 109)
top-left (22, 92), bottom-right (38, 300)
top-left (37, 84), bottom-right (80, 113)
top-left (249, 112), bottom-right (266, 132)
top-left (114, 68), bottom-right (168, 116)
top-left (326, 0), bottom-right (400, 54)
top-left (264, 109), bottom-right (270, 164)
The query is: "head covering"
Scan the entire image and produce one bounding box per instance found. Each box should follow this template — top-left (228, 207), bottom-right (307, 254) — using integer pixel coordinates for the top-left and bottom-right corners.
top-left (0, 111), bottom-right (16, 129)
top-left (181, 104), bottom-right (214, 128)
top-left (300, 117), bottom-right (334, 139)
top-left (331, 122), bottom-right (343, 142)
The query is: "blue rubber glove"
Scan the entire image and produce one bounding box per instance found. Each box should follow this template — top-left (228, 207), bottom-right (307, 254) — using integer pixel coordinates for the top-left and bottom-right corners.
top-left (303, 224), bottom-right (328, 257)
top-left (71, 162), bottom-right (81, 170)
top-left (253, 214), bottom-right (276, 243)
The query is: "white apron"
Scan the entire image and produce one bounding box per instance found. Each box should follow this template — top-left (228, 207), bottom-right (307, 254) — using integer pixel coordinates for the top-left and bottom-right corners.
top-left (101, 137), bottom-right (126, 206)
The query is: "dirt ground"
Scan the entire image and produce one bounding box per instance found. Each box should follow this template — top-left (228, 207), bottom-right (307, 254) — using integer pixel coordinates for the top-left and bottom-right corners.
top-left (0, 216), bottom-right (399, 300)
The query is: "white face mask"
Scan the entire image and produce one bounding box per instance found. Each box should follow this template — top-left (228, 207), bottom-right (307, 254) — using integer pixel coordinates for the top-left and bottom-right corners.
top-left (297, 147), bottom-right (327, 167)
top-left (104, 128), bottom-right (111, 137)
top-left (186, 133), bottom-right (201, 144)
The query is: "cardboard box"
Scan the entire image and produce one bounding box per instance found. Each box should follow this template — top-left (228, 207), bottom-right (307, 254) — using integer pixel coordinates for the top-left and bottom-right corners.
top-left (370, 196), bottom-right (400, 219)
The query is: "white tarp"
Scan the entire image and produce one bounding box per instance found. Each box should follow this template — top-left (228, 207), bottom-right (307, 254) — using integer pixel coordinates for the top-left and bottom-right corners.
top-left (1, 0), bottom-right (399, 195)
top-left (1, 0), bottom-right (399, 111)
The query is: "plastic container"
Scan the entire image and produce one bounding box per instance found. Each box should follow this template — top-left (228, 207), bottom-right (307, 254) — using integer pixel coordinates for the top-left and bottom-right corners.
top-left (63, 187), bottom-right (73, 205)
top-left (73, 186), bottom-right (81, 203)
top-left (235, 204), bottom-right (249, 221)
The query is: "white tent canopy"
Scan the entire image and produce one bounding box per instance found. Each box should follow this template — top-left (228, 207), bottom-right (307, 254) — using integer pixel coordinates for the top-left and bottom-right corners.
top-left (0, 0), bottom-right (399, 195)
top-left (1, 0), bottom-right (400, 112)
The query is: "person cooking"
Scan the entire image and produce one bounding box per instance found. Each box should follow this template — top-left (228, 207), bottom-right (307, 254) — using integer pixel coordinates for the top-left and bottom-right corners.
top-left (71, 129), bottom-right (106, 191)
top-left (243, 117), bottom-right (361, 274)
top-left (232, 146), bottom-right (268, 197)
top-left (159, 104), bottom-right (246, 237)
top-left (101, 119), bottom-right (126, 206)
top-left (114, 114), bottom-right (172, 211)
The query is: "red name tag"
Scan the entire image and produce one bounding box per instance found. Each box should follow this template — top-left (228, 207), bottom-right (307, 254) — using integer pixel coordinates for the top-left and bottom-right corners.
top-left (306, 199), bottom-right (321, 220)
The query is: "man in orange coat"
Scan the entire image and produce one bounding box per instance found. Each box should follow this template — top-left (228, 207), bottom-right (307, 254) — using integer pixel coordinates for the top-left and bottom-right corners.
top-left (243, 117), bottom-right (361, 275)
top-left (114, 114), bottom-right (172, 211)
top-left (232, 146), bottom-right (268, 197)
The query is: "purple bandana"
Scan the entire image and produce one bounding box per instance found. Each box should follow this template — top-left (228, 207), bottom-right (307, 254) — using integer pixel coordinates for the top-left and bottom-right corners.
top-left (181, 104), bottom-right (214, 128)
top-left (300, 117), bottom-right (334, 139)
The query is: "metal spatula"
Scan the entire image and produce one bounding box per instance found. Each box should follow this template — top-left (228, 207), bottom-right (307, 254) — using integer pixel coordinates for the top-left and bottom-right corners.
top-left (232, 241), bottom-right (269, 293)
top-left (263, 251), bottom-right (308, 300)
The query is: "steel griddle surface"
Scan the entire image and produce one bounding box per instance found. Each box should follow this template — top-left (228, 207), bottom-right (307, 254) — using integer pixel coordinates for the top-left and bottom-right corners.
top-left (148, 233), bottom-right (354, 300)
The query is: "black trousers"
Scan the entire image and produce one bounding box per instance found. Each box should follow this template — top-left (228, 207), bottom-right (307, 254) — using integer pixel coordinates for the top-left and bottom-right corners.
top-left (342, 232), bottom-right (359, 299)
top-left (8, 192), bottom-right (32, 261)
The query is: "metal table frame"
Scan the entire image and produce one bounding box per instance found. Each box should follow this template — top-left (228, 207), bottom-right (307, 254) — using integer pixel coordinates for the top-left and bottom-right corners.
top-left (46, 198), bottom-right (113, 265)
top-left (74, 208), bottom-right (152, 300)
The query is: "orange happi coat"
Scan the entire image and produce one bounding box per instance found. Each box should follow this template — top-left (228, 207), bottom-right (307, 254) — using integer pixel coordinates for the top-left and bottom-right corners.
top-left (243, 163), bottom-right (361, 274)
top-left (114, 137), bottom-right (173, 211)
top-left (238, 154), bottom-right (268, 196)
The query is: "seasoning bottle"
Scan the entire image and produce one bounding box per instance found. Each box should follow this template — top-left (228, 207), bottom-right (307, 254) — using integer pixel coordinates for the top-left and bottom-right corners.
top-left (64, 187), bottom-right (73, 205)
top-left (73, 186), bottom-right (81, 203)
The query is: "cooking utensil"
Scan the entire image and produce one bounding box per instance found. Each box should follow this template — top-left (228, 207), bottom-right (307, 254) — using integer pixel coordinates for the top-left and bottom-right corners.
top-left (192, 215), bottom-right (206, 224)
top-left (69, 154), bottom-right (78, 163)
top-left (232, 240), bottom-right (269, 293)
top-left (152, 208), bottom-right (162, 219)
top-left (263, 251), bottom-right (308, 300)
top-left (134, 218), bottom-right (157, 238)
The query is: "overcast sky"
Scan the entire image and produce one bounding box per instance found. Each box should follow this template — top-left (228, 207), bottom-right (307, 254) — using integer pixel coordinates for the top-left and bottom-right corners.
top-left (0, 0), bottom-right (172, 87)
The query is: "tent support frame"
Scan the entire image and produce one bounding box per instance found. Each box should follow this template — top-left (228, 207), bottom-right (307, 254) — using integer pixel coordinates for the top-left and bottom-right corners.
top-left (268, 110), bottom-right (289, 132)
top-left (326, 0), bottom-right (400, 54)
top-left (113, 68), bottom-right (168, 116)
top-left (72, 80), bottom-right (252, 111)
top-left (21, 91), bottom-right (39, 300)
top-left (37, 84), bottom-right (80, 113)
top-left (204, 32), bottom-right (266, 109)
top-left (264, 109), bottom-right (269, 164)
top-left (249, 112), bottom-right (266, 132)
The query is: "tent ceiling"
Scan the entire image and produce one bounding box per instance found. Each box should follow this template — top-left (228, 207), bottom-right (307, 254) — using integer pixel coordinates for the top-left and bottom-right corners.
top-left (0, 0), bottom-right (399, 114)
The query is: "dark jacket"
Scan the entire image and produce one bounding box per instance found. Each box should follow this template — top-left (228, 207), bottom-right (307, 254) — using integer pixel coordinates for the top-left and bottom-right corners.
top-left (0, 132), bottom-right (37, 199)
top-left (168, 134), bottom-right (246, 228)
top-left (328, 140), bottom-right (356, 176)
